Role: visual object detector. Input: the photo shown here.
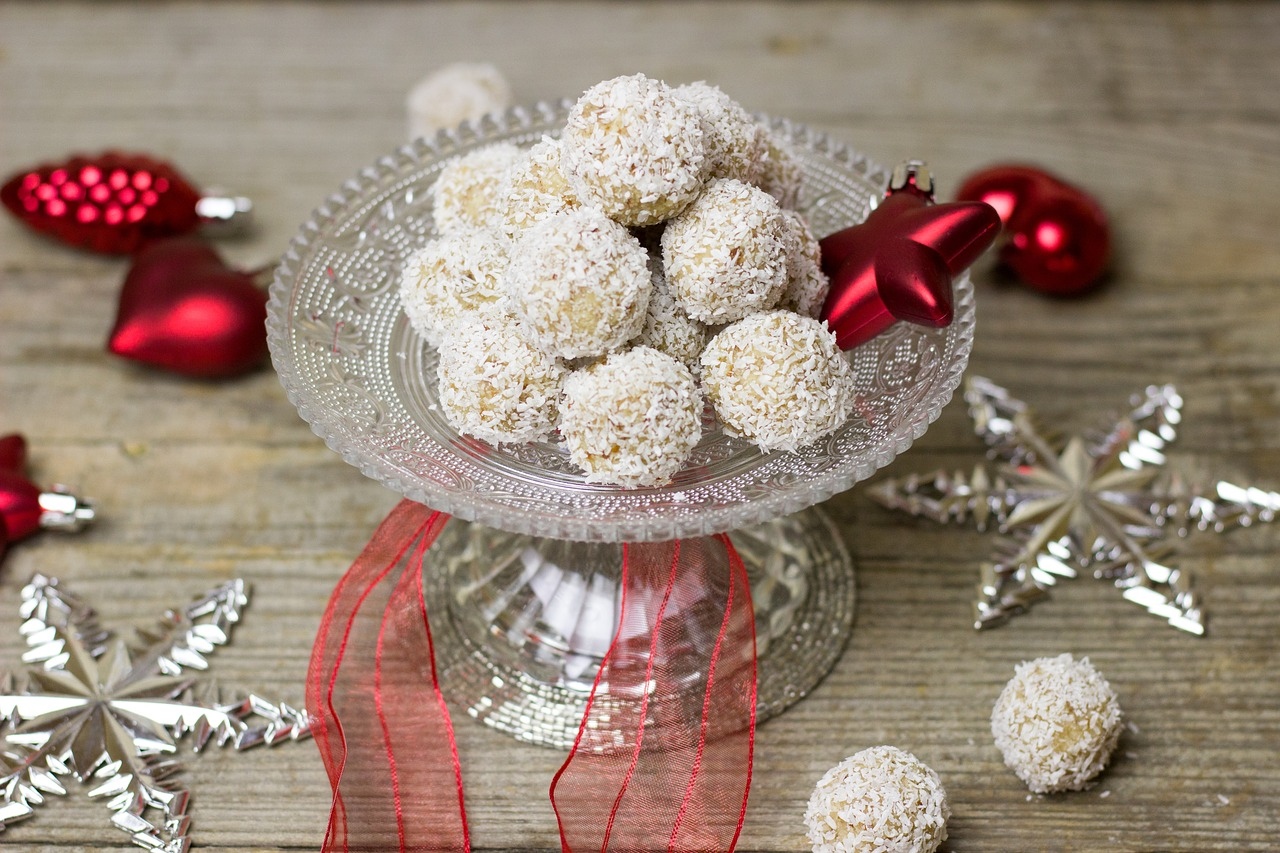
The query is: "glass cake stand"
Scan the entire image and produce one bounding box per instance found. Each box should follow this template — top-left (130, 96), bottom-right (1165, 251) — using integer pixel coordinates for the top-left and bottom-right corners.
top-left (267, 101), bottom-right (975, 749)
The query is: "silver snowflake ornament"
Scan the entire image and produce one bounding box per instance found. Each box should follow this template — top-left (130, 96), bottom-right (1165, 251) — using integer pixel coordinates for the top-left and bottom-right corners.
top-left (0, 574), bottom-right (311, 852)
top-left (869, 377), bottom-right (1279, 634)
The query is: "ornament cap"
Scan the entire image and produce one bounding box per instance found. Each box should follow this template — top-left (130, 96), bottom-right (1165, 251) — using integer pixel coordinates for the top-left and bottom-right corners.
top-left (888, 160), bottom-right (935, 200)
top-left (37, 488), bottom-right (96, 532)
top-left (195, 191), bottom-right (254, 236)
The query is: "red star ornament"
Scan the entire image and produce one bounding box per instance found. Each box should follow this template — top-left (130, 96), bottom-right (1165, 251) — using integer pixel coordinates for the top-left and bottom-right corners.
top-left (819, 161), bottom-right (1002, 350)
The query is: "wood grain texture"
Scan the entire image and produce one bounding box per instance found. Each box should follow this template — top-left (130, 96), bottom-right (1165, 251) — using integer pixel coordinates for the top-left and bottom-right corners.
top-left (1, 2), bottom-right (1278, 850)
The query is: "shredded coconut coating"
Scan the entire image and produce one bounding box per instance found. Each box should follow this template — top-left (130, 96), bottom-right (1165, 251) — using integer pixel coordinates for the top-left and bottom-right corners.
top-left (505, 207), bottom-right (651, 359)
top-left (778, 209), bottom-right (830, 318)
top-left (805, 746), bottom-right (951, 853)
top-left (406, 62), bottom-right (512, 140)
top-left (673, 81), bottom-right (766, 184)
top-left (701, 311), bottom-right (854, 452)
top-left (433, 142), bottom-right (524, 233)
top-left (661, 178), bottom-right (788, 324)
top-left (561, 74), bottom-right (707, 226)
top-left (399, 227), bottom-right (510, 347)
top-left (498, 137), bottom-right (580, 238)
top-left (635, 258), bottom-right (707, 373)
top-left (755, 127), bottom-right (805, 210)
top-left (436, 311), bottom-right (565, 444)
top-left (991, 654), bottom-right (1124, 794)
top-left (560, 347), bottom-right (701, 487)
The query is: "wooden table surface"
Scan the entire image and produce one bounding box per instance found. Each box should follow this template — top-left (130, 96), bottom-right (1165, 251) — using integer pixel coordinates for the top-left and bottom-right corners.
top-left (3, 2), bottom-right (1279, 851)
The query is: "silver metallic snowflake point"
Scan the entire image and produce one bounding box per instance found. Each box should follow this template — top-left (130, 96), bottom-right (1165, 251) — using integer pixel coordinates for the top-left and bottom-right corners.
top-left (870, 377), bottom-right (1280, 635)
top-left (0, 575), bottom-right (312, 851)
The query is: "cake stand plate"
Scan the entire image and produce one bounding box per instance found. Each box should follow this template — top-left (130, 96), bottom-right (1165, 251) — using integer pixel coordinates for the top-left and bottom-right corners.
top-left (268, 101), bottom-right (974, 747)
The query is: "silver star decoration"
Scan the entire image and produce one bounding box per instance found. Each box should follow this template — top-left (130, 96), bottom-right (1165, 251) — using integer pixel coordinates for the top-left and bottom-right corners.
top-left (869, 377), bottom-right (1280, 635)
top-left (0, 574), bottom-right (311, 852)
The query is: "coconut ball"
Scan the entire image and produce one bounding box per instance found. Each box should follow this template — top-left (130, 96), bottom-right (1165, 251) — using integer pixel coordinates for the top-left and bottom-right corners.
top-left (505, 206), bottom-right (651, 359)
top-left (498, 136), bottom-right (579, 238)
top-left (634, 259), bottom-right (707, 374)
top-left (399, 227), bottom-right (509, 347)
top-left (436, 311), bottom-right (564, 444)
top-left (432, 142), bottom-right (524, 233)
top-left (561, 73), bottom-right (707, 226)
top-left (991, 654), bottom-right (1124, 794)
top-left (701, 311), bottom-right (854, 452)
top-left (673, 81), bottom-right (766, 184)
top-left (406, 62), bottom-right (512, 140)
top-left (777, 209), bottom-right (830, 319)
top-left (805, 746), bottom-right (950, 853)
top-left (755, 128), bottom-right (805, 210)
top-left (560, 347), bottom-right (701, 488)
top-left (661, 178), bottom-right (788, 324)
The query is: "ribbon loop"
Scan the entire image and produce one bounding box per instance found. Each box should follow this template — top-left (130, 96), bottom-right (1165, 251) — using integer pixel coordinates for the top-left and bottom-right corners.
top-left (307, 500), bottom-right (466, 853)
top-left (309, 504), bottom-right (758, 853)
top-left (551, 534), bottom-right (758, 853)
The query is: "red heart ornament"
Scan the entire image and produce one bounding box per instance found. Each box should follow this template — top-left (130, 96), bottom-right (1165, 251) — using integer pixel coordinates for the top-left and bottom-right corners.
top-left (956, 164), bottom-right (1110, 295)
top-left (0, 433), bottom-right (95, 548)
top-left (819, 163), bottom-right (1002, 350)
top-left (107, 238), bottom-right (268, 378)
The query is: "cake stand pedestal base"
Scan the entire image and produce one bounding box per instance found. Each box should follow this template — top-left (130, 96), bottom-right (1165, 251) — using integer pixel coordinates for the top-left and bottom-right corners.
top-left (425, 506), bottom-right (856, 750)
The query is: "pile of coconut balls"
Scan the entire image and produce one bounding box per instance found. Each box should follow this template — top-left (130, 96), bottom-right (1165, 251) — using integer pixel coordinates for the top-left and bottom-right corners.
top-left (400, 73), bottom-right (855, 488)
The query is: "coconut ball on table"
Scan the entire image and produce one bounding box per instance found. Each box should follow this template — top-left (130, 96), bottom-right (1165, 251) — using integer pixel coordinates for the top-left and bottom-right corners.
top-left (433, 142), bottom-right (524, 233)
top-left (701, 310), bottom-right (854, 453)
top-left (399, 226), bottom-right (509, 347)
top-left (991, 653), bottom-right (1124, 794)
top-left (436, 311), bottom-right (565, 445)
top-left (504, 206), bottom-right (652, 359)
top-left (406, 62), bottom-right (512, 140)
top-left (560, 73), bottom-right (707, 226)
top-left (559, 347), bottom-right (702, 488)
top-left (805, 745), bottom-right (950, 853)
top-left (661, 178), bottom-right (789, 325)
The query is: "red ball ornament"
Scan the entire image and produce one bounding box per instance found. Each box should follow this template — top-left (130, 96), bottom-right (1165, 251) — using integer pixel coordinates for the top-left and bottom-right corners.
top-left (1, 151), bottom-right (251, 255)
top-left (0, 434), bottom-right (95, 554)
top-left (818, 161), bottom-right (1002, 350)
top-left (107, 238), bottom-right (269, 378)
top-left (955, 164), bottom-right (1110, 295)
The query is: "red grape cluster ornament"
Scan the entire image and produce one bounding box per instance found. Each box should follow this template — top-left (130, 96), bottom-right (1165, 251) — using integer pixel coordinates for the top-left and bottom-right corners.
top-left (0, 434), bottom-right (95, 556)
top-left (107, 238), bottom-right (270, 378)
top-left (956, 164), bottom-right (1110, 295)
top-left (818, 161), bottom-right (1002, 350)
top-left (1, 151), bottom-right (250, 255)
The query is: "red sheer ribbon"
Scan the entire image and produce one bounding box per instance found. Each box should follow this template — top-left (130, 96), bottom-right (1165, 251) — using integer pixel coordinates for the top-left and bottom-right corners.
top-left (551, 534), bottom-right (758, 853)
top-left (307, 500), bottom-right (466, 853)
top-left (309, 501), bottom-right (758, 853)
